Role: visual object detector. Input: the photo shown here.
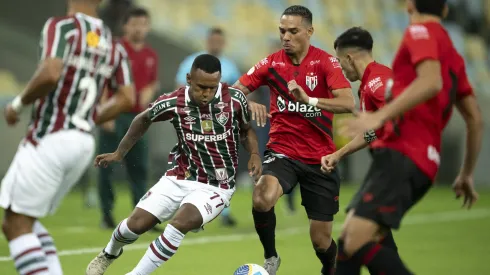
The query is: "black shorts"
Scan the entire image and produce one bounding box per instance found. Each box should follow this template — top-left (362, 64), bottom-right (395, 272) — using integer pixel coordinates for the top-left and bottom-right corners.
top-left (347, 148), bottom-right (432, 229)
top-left (262, 150), bottom-right (340, 221)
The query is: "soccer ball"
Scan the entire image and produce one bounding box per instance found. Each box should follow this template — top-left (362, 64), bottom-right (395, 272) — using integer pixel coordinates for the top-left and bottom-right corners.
top-left (233, 264), bottom-right (269, 275)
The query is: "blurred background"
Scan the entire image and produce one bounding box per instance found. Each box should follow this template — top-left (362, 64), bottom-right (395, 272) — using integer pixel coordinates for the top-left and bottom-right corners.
top-left (0, 1), bottom-right (489, 274)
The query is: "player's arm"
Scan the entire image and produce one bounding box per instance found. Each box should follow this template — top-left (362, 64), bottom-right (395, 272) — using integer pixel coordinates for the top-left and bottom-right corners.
top-left (374, 27), bottom-right (442, 123)
top-left (95, 44), bottom-right (135, 125)
top-left (288, 81), bottom-right (355, 113)
top-left (321, 133), bottom-right (367, 173)
top-left (240, 120), bottom-right (262, 181)
top-left (233, 80), bottom-right (270, 127)
top-left (456, 95), bottom-right (483, 177)
top-left (114, 109), bottom-right (153, 158)
top-left (5, 18), bottom-right (71, 125)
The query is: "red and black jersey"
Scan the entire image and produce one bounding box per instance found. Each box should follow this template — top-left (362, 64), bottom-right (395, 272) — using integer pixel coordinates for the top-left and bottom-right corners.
top-left (239, 45), bottom-right (351, 164)
top-left (358, 62), bottom-right (392, 146)
top-left (26, 12), bottom-right (132, 145)
top-left (373, 22), bottom-right (475, 180)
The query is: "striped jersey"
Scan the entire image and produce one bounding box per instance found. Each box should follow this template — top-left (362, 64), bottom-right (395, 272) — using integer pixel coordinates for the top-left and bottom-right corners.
top-left (26, 12), bottom-right (132, 145)
top-left (148, 83), bottom-right (250, 189)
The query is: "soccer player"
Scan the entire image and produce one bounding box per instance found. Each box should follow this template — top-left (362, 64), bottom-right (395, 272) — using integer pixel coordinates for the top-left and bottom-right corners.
top-left (98, 7), bottom-right (159, 229)
top-left (86, 54), bottom-right (262, 275)
top-left (0, 0), bottom-right (135, 274)
top-left (319, 27), bottom-right (400, 274)
top-left (234, 5), bottom-right (355, 275)
top-left (335, 1), bottom-right (483, 274)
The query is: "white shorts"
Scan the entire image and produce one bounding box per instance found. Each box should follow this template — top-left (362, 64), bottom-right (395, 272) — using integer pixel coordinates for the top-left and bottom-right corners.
top-left (0, 130), bottom-right (95, 218)
top-left (136, 176), bottom-right (235, 232)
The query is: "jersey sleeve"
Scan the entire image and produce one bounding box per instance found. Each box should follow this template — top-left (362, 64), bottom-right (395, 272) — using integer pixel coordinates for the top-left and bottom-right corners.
top-left (238, 57), bottom-right (270, 92)
top-left (111, 43), bottom-right (133, 87)
top-left (39, 17), bottom-right (76, 60)
top-left (456, 58), bottom-right (474, 100)
top-left (324, 56), bottom-right (351, 91)
top-left (230, 88), bottom-right (251, 125)
top-left (148, 94), bottom-right (176, 122)
top-left (405, 25), bottom-right (439, 65)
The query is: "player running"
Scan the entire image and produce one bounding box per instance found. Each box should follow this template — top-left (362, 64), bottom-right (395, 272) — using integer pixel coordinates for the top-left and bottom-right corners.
top-left (336, 1), bottom-right (482, 274)
top-left (316, 27), bottom-right (400, 274)
top-left (0, 0), bottom-right (134, 274)
top-left (86, 54), bottom-right (262, 275)
top-left (234, 5), bottom-right (355, 275)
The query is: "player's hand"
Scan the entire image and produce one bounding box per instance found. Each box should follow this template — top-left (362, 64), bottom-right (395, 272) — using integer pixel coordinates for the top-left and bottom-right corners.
top-left (339, 112), bottom-right (383, 139)
top-left (248, 101), bottom-right (271, 127)
top-left (94, 151), bottom-right (123, 168)
top-left (452, 174), bottom-right (478, 209)
top-left (321, 153), bottom-right (341, 174)
top-left (288, 80), bottom-right (308, 104)
top-left (248, 153), bottom-right (262, 183)
top-left (4, 104), bottom-right (19, 126)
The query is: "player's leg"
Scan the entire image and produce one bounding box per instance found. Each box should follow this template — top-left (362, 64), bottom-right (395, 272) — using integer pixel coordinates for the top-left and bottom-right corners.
top-left (86, 176), bottom-right (184, 275)
top-left (336, 149), bottom-right (430, 275)
top-left (253, 152), bottom-right (298, 274)
top-left (97, 129), bottom-right (118, 228)
top-left (32, 221), bottom-right (62, 275)
top-left (118, 114), bottom-right (148, 207)
top-left (298, 163), bottom-right (340, 275)
top-left (128, 184), bottom-right (231, 275)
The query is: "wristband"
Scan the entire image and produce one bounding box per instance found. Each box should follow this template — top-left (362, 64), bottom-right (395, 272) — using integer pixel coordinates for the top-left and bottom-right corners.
top-left (308, 97), bottom-right (319, 107)
top-left (11, 96), bottom-right (24, 113)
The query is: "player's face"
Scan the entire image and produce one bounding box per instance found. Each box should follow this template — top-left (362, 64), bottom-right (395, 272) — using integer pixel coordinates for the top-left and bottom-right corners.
top-left (187, 69), bottom-right (221, 107)
top-left (335, 49), bottom-right (359, 82)
top-left (279, 15), bottom-right (313, 56)
top-left (124, 16), bottom-right (150, 42)
top-left (207, 34), bottom-right (225, 56)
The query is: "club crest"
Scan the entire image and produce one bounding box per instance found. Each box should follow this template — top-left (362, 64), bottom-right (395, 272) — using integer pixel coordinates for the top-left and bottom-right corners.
top-left (215, 112), bottom-right (229, 126)
top-left (306, 73), bottom-right (318, 91)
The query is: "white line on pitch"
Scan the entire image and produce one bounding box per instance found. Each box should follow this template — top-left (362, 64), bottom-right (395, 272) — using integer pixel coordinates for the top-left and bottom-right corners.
top-left (0, 208), bottom-right (488, 262)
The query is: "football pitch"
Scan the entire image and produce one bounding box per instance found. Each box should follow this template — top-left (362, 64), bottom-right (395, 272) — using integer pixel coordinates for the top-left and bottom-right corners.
top-left (0, 184), bottom-right (488, 274)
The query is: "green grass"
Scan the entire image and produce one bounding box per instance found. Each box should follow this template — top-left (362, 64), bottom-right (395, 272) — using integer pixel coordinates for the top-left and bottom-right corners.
top-left (0, 184), bottom-right (489, 274)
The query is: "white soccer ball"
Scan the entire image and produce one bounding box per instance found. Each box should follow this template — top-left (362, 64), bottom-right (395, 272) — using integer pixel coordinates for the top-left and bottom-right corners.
top-left (233, 264), bottom-right (269, 275)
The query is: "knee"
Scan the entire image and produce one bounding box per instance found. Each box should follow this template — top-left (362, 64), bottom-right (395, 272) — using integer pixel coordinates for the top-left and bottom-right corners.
top-left (126, 213), bottom-right (156, 235)
top-left (170, 215), bottom-right (200, 235)
top-left (310, 229), bottom-right (333, 251)
top-left (252, 176), bottom-right (281, 212)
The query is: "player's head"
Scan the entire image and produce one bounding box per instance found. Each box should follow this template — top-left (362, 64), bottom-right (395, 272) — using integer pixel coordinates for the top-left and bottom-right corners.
top-left (123, 7), bottom-right (151, 43)
top-left (280, 5), bottom-right (314, 56)
top-left (187, 54), bottom-right (222, 107)
top-left (206, 27), bottom-right (226, 57)
top-left (334, 27), bottom-right (374, 82)
top-left (406, 0), bottom-right (448, 19)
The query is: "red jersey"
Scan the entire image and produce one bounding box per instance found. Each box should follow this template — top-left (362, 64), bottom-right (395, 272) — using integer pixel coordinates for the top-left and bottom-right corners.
top-left (358, 62), bottom-right (392, 147)
top-left (373, 22), bottom-right (474, 180)
top-left (121, 39), bottom-right (158, 113)
top-left (239, 46), bottom-right (351, 164)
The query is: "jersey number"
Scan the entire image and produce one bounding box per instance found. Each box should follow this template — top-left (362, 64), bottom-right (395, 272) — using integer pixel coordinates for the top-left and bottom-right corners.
top-left (71, 76), bottom-right (98, 131)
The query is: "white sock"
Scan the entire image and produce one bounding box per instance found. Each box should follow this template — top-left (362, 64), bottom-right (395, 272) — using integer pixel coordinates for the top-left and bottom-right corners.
top-left (9, 233), bottom-right (50, 275)
top-left (129, 224), bottom-right (185, 275)
top-left (104, 218), bottom-right (139, 256)
top-left (33, 221), bottom-right (63, 275)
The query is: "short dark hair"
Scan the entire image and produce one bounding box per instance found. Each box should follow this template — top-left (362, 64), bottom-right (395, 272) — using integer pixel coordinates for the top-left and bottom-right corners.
top-left (191, 54), bottom-right (221, 74)
top-left (123, 7), bottom-right (150, 24)
top-left (208, 27), bottom-right (224, 37)
top-left (282, 5), bottom-right (312, 25)
top-left (334, 27), bottom-right (373, 52)
top-left (414, 0), bottom-right (447, 16)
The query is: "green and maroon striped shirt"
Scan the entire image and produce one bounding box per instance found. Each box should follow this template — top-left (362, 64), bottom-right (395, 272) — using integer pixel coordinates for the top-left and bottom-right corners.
top-left (149, 83), bottom-right (250, 189)
top-left (26, 12), bottom-right (132, 145)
